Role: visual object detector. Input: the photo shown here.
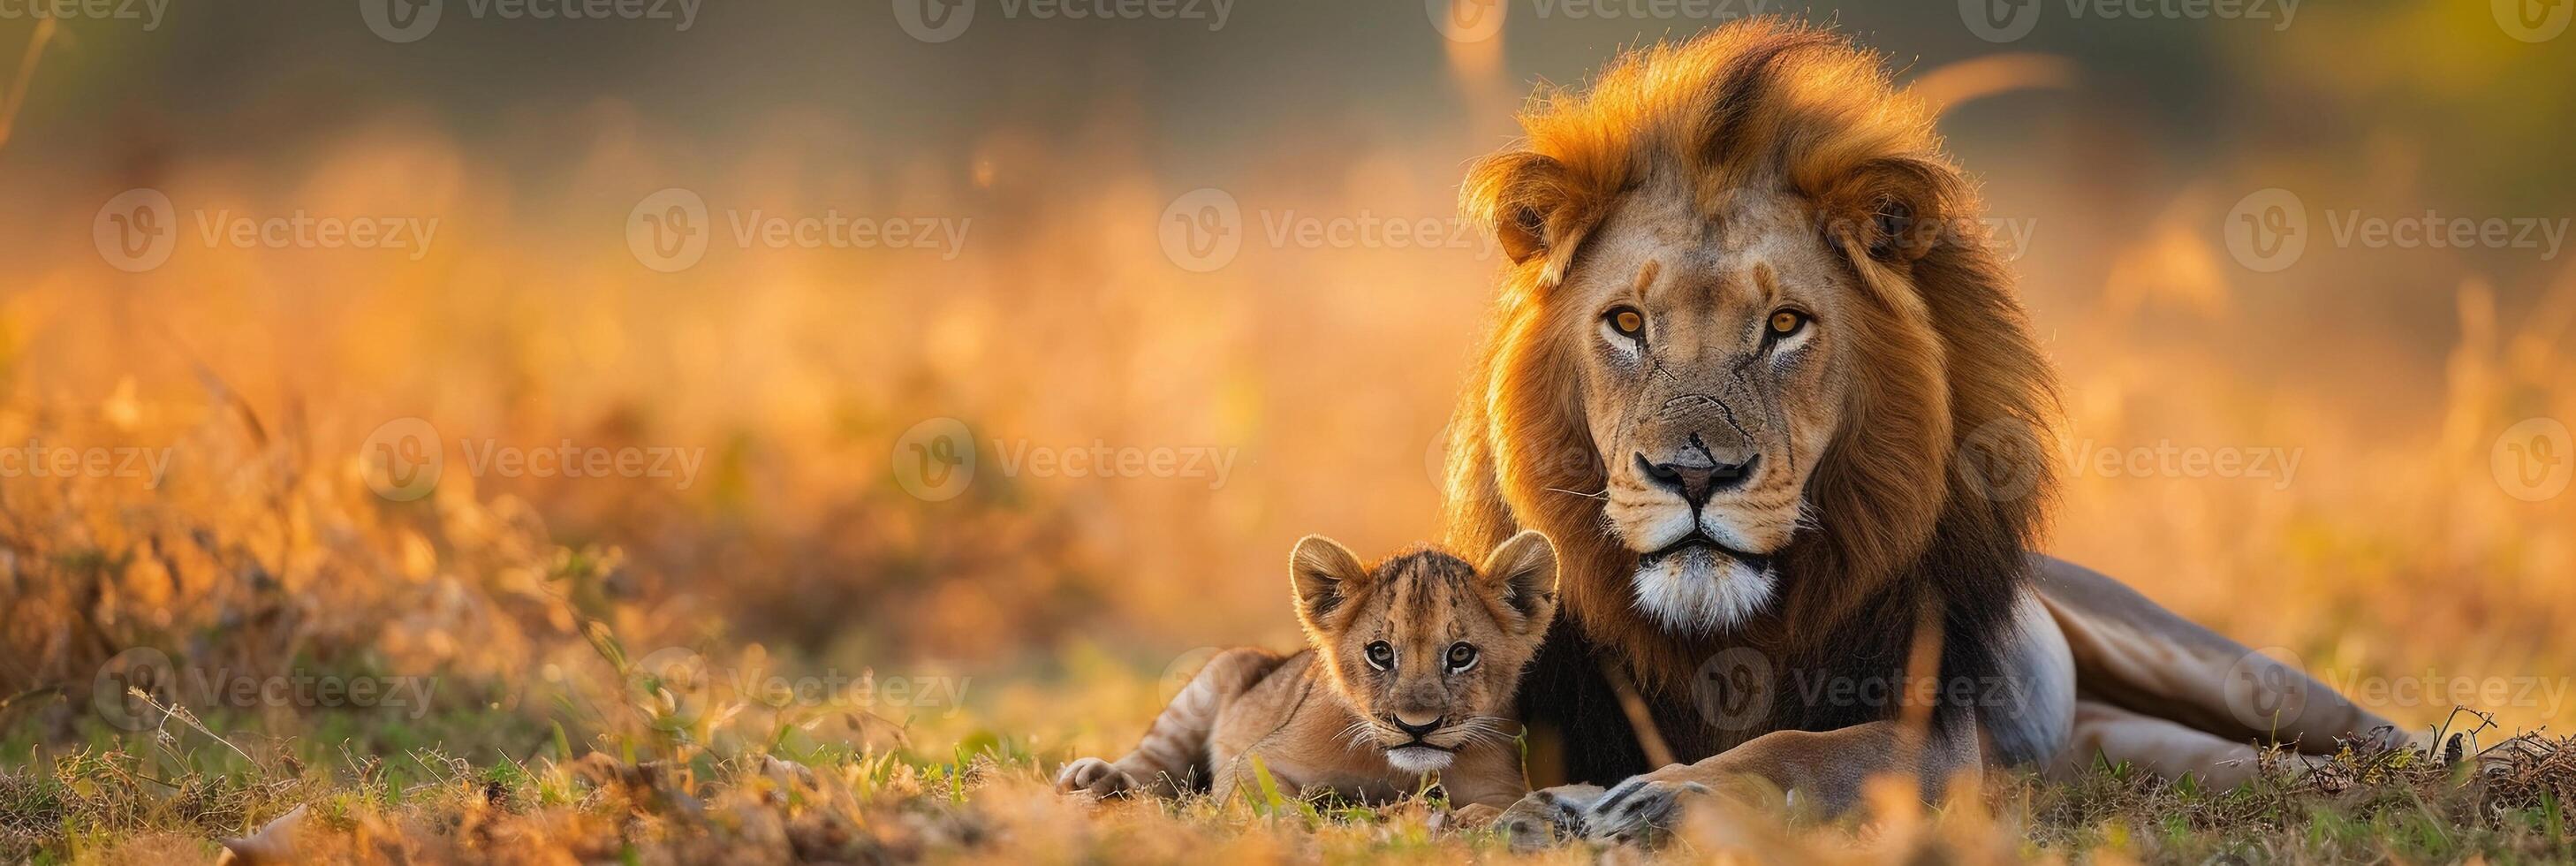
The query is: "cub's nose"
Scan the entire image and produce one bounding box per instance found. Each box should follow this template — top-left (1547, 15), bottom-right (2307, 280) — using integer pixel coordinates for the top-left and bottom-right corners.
top-left (1636, 452), bottom-right (1761, 502)
top-left (1390, 713), bottom-right (1443, 739)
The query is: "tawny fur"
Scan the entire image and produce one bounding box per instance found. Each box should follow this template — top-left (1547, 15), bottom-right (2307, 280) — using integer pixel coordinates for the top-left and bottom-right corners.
top-left (1058, 532), bottom-right (1562, 823)
top-left (1443, 20), bottom-right (2408, 838)
top-left (1447, 15), bottom-right (2053, 757)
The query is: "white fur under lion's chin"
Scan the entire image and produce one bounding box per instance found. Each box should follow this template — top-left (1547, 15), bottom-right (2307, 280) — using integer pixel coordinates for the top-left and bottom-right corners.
top-left (1383, 746), bottom-right (1454, 774)
top-left (1631, 547), bottom-right (1776, 633)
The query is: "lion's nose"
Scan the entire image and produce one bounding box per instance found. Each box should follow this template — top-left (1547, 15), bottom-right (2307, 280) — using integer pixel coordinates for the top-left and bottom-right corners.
top-left (1636, 452), bottom-right (1760, 502)
top-left (1390, 714), bottom-right (1443, 739)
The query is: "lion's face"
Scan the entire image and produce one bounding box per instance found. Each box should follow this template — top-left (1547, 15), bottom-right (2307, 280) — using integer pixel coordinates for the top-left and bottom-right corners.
top-left (1563, 182), bottom-right (1857, 631)
top-left (1288, 531), bottom-right (1558, 774)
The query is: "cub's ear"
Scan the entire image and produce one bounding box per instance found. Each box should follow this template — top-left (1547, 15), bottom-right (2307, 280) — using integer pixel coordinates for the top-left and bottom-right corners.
top-left (1478, 529), bottom-right (1558, 634)
top-left (1289, 535), bottom-right (1369, 636)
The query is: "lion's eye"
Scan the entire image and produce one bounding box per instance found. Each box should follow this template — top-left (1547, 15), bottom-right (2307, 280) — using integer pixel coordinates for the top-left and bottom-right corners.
top-left (1768, 310), bottom-right (1808, 338)
top-left (1446, 642), bottom-right (1479, 672)
top-left (1364, 642), bottom-right (1394, 671)
top-left (1605, 307), bottom-right (1646, 341)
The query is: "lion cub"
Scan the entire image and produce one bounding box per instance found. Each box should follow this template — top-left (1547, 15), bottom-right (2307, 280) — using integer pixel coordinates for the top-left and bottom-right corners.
top-left (1057, 530), bottom-right (1559, 824)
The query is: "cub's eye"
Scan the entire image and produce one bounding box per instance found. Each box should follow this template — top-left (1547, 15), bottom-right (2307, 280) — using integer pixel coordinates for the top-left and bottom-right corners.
top-left (1446, 642), bottom-right (1479, 672)
top-left (1604, 307), bottom-right (1646, 341)
top-left (1364, 642), bottom-right (1394, 671)
top-left (1767, 309), bottom-right (1809, 338)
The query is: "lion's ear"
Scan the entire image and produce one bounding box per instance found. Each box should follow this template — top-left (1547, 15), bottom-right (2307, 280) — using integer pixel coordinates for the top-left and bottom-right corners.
top-left (1289, 535), bottom-right (1369, 636)
top-left (1478, 529), bottom-right (1559, 634)
top-left (1463, 151), bottom-right (1596, 282)
top-left (1819, 158), bottom-right (1954, 265)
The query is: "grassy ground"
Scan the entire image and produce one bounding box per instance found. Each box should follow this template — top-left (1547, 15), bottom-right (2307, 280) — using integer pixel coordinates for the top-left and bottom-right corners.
top-left (7, 644), bottom-right (2576, 865)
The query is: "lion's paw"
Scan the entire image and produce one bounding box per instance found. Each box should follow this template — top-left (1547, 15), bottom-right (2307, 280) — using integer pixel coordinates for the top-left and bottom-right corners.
top-left (1055, 756), bottom-right (1139, 798)
top-left (1579, 775), bottom-right (1712, 845)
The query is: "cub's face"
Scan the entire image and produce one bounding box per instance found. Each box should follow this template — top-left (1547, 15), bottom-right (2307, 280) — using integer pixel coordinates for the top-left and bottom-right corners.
top-left (1560, 185), bottom-right (1860, 632)
top-left (1289, 530), bottom-right (1558, 774)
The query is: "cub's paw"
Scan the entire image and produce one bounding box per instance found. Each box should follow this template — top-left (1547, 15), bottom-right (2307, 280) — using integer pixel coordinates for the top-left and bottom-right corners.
top-left (1496, 784), bottom-right (1603, 851)
top-left (1055, 757), bottom-right (1140, 797)
top-left (1449, 802), bottom-right (1505, 830)
top-left (1580, 775), bottom-right (1712, 845)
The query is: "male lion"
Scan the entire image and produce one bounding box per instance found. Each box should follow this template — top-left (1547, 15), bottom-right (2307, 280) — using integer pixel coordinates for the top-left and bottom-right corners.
top-left (1441, 19), bottom-right (2408, 841)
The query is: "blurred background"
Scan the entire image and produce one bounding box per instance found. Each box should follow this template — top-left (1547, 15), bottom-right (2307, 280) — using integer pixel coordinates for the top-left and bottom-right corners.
top-left (0, 0), bottom-right (2570, 756)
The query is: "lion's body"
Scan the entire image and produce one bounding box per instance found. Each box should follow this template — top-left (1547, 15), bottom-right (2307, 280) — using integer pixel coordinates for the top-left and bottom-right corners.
top-left (1439, 19), bottom-right (2407, 837)
top-left (1058, 536), bottom-right (1562, 822)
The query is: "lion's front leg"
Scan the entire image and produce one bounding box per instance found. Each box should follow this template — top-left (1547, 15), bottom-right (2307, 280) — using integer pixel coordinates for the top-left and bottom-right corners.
top-left (1520, 720), bottom-right (1983, 844)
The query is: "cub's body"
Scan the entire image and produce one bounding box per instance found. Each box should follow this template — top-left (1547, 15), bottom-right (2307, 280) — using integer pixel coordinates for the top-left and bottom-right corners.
top-left (1058, 532), bottom-right (1561, 824)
